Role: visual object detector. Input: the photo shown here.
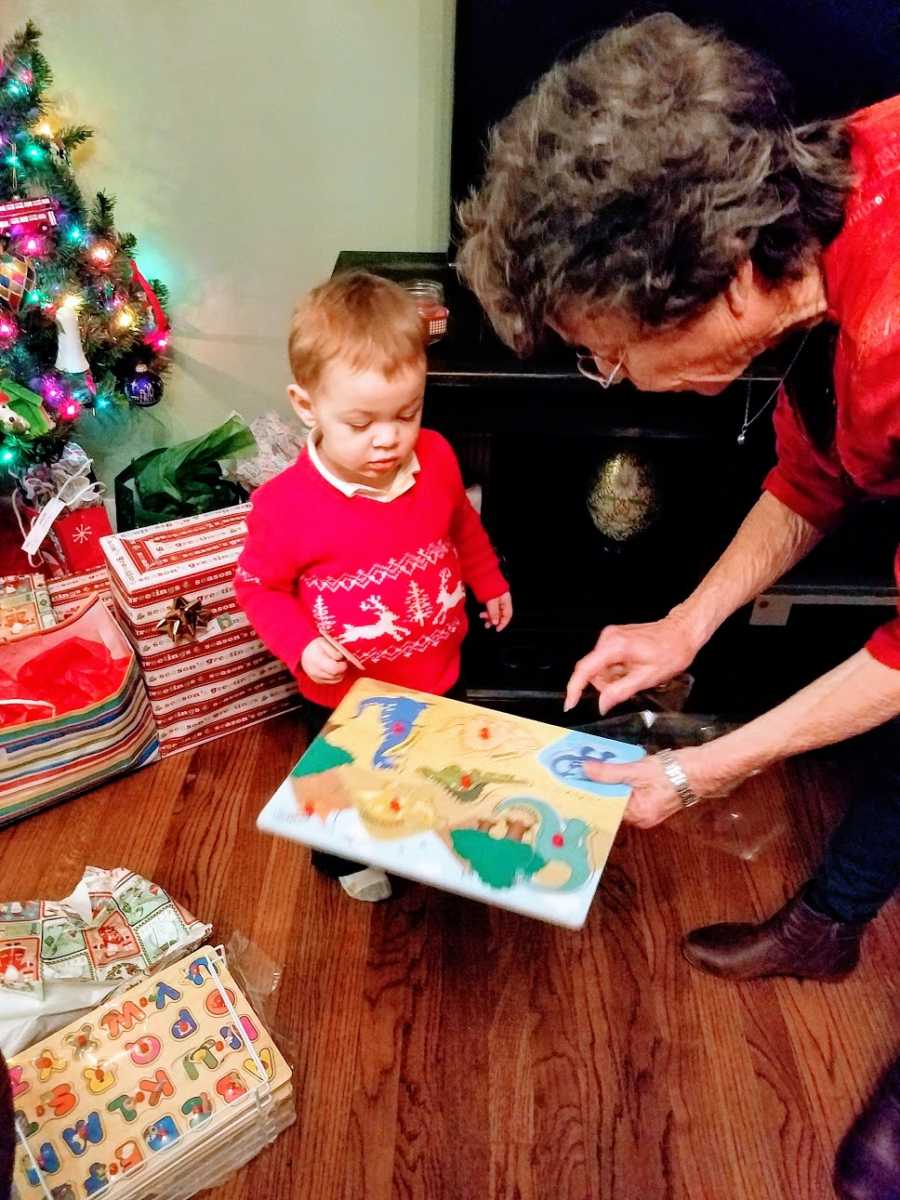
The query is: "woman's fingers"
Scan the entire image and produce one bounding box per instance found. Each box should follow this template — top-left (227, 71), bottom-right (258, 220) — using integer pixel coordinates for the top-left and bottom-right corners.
top-left (564, 645), bottom-right (629, 711)
top-left (581, 759), bottom-right (638, 785)
top-left (595, 670), bottom-right (648, 715)
top-left (583, 756), bottom-right (682, 827)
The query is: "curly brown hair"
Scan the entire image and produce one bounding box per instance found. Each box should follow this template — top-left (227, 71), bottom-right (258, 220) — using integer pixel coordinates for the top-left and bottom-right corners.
top-left (456, 13), bottom-right (853, 355)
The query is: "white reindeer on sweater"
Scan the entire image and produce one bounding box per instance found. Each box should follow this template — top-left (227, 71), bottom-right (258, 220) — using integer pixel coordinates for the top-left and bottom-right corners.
top-left (433, 568), bottom-right (465, 625)
top-left (338, 595), bottom-right (410, 645)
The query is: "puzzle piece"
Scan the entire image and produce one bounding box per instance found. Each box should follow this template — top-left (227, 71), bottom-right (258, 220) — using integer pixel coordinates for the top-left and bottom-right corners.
top-left (33, 1048), bottom-right (67, 1083)
top-left (83, 1064), bottom-right (116, 1095)
top-left (63, 1025), bottom-right (99, 1060)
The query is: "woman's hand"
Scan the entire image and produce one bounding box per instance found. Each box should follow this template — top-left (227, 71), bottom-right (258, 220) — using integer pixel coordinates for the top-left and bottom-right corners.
top-left (564, 611), bottom-right (701, 713)
top-left (582, 744), bottom-right (745, 829)
top-left (300, 637), bottom-right (349, 685)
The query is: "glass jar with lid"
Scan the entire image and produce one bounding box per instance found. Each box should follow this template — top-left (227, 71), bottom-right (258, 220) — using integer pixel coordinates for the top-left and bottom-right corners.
top-left (403, 278), bottom-right (449, 345)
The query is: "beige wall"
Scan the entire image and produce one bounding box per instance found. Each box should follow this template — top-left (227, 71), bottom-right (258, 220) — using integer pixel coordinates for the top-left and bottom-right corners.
top-left (5, 1), bottom-right (456, 480)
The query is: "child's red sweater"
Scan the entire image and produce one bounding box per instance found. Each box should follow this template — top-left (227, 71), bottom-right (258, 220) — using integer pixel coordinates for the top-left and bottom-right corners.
top-left (234, 429), bottom-right (508, 707)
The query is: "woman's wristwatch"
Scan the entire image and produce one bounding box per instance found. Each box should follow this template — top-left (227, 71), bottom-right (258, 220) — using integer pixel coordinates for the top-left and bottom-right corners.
top-left (657, 748), bottom-right (701, 808)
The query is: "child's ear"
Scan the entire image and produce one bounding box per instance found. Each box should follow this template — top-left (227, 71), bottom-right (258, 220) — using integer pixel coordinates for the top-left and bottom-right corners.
top-left (287, 383), bottom-right (316, 429)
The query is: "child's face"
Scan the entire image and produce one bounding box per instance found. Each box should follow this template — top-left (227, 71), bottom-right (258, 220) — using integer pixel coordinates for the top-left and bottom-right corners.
top-left (290, 355), bottom-right (425, 487)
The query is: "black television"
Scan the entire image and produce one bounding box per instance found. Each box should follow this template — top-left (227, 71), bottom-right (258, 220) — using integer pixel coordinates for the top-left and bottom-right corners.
top-left (451, 0), bottom-right (900, 223)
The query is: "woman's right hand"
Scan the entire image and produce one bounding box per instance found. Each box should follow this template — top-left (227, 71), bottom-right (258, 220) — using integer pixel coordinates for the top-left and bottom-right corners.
top-left (564, 611), bottom-right (703, 714)
top-left (301, 637), bottom-right (349, 686)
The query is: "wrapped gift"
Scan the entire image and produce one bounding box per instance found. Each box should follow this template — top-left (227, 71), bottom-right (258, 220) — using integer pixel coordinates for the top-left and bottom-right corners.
top-left (0, 573), bottom-right (56, 642)
top-left (101, 505), bottom-right (300, 757)
top-left (47, 565), bottom-right (116, 623)
top-left (0, 866), bottom-right (211, 1056)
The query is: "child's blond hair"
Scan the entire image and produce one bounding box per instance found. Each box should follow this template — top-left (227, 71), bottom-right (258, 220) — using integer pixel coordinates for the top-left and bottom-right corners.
top-left (288, 271), bottom-right (426, 389)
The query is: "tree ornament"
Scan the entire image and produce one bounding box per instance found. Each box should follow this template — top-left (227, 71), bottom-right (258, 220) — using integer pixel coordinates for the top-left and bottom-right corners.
top-left (0, 21), bottom-right (171, 470)
top-left (0, 195), bottom-right (56, 237)
top-left (54, 301), bottom-right (89, 372)
top-left (54, 300), bottom-right (95, 406)
top-left (0, 398), bottom-right (29, 435)
top-left (123, 363), bottom-right (163, 408)
top-left (0, 253), bottom-right (36, 313)
top-left (587, 450), bottom-right (661, 542)
top-left (0, 380), bottom-right (53, 437)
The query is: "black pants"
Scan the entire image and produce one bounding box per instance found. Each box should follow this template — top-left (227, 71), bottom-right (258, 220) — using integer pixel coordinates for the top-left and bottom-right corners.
top-left (0, 1051), bottom-right (13, 1200)
top-left (304, 682), bottom-right (467, 880)
top-left (806, 716), bottom-right (900, 923)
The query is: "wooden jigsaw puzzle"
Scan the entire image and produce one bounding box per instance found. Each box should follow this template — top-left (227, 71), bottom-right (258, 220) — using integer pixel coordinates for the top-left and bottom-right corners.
top-left (257, 679), bottom-right (644, 928)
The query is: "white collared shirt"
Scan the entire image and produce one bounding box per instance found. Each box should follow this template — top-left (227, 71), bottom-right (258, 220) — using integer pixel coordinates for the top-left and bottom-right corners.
top-left (307, 431), bottom-right (420, 503)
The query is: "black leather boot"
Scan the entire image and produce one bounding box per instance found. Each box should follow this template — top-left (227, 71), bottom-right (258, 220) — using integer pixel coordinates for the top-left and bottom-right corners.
top-left (835, 1055), bottom-right (900, 1200)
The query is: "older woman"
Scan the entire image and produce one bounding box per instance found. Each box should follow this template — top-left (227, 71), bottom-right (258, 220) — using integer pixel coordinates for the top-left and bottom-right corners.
top-left (457, 13), bottom-right (900, 1197)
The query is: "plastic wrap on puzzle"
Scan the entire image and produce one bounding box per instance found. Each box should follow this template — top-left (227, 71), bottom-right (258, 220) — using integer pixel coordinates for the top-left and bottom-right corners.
top-left (9, 944), bottom-right (294, 1200)
top-left (576, 710), bottom-right (786, 861)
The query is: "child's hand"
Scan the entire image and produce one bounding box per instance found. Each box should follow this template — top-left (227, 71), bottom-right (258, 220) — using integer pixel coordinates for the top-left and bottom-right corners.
top-left (301, 637), bottom-right (350, 685)
top-left (481, 591), bottom-right (513, 632)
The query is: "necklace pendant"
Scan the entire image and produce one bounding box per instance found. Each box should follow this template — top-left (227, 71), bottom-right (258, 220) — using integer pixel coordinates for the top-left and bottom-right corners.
top-left (737, 431), bottom-right (747, 446)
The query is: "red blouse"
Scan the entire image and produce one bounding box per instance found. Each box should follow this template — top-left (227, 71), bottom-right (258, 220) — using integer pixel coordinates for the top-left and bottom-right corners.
top-left (765, 95), bottom-right (900, 668)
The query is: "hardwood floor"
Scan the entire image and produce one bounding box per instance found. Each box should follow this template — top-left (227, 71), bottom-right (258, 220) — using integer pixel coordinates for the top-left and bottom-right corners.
top-left (1, 715), bottom-right (897, 1199)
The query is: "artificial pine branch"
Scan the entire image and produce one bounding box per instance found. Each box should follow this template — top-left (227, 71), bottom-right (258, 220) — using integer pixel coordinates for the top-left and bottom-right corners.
top-left (149, 279), bottom-right (170, 305)
top-left (2, 20), bottom-right (42, 64)
top-left (57, 124), bottom-right (93, 151)
top-left (42, 168), bottom-right (86, 226)
top-left (89, 190), bottom-right (116, 235)
top-left (30, 48), bottom-right (53, 94)
top-left (0, 21), bottom-right (172, 471)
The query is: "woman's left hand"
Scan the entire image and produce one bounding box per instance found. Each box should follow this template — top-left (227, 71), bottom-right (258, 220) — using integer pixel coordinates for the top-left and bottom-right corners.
top-left (582, 744), bottom-right (747, 829)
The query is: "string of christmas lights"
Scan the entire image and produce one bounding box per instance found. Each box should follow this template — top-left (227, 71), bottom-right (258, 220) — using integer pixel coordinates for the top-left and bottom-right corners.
top-left (0, 20), bottom-right (172, 470)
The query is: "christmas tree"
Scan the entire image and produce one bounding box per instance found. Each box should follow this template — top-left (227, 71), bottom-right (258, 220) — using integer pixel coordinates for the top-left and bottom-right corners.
top-left (0, 21), bottom-right (171, 473)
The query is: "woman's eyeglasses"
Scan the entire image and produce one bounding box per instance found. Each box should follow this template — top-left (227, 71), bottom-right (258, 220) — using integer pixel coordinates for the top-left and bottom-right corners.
top-left (575, 343), bottom-right (789, 389)
top-left (575, 348), bottom-right (624, 388)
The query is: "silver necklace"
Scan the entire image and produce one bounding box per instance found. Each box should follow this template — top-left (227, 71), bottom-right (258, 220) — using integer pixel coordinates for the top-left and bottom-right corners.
top-left (737, 329), bottom-right (812, 445)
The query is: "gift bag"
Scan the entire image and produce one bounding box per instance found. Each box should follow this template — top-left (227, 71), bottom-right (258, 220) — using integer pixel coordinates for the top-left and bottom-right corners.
top-left (12, 443), bottom-right (113, 575)
top-left (0, 598), bottom-right (158, 825)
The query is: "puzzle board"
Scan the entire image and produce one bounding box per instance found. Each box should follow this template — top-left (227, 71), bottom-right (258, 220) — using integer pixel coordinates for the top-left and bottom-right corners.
top-left (9, 945), bottom-right (293, 1200)
top-left (257, 680), bottom-right (644, 928)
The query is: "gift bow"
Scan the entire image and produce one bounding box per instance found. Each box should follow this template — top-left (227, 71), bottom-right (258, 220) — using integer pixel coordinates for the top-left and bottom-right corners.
top-left (155, 595), bottom-right (213, 643)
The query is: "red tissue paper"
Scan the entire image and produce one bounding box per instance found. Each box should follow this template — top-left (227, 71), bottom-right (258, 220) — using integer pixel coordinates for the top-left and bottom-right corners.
top-left (0, 635), bottom-right (129, 727)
